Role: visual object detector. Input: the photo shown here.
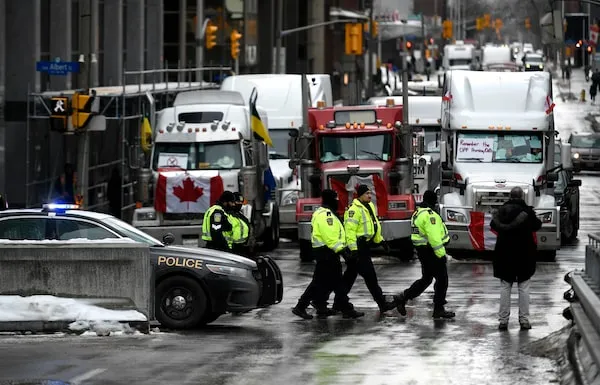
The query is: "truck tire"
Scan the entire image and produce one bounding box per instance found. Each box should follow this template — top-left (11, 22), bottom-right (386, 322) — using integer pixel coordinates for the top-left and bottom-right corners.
top-left (155, 276), bottom-right (207, 330)
top-left (561, 215), bottom-right (578, 244)
top-left (262, 210), bottom-right (280, 251)
top-left (299, 239), bottom-right (314, 262)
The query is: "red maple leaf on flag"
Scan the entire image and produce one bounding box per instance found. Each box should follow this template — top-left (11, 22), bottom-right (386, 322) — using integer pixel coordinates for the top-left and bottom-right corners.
top-left (173, 177), bottom-right (204, 202)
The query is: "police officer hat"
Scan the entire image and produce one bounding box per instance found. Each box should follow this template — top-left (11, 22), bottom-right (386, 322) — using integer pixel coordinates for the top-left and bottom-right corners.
top-left (219, 191), bottom-right (236, 203)
top-left (423, 190), bottom-right (438, 205)
top-left (356, 184), bottom-right (370, 198)
top-left (234, 192), bottom-right (244, 204)
top-left (321, 189), bottom-right (338, 208)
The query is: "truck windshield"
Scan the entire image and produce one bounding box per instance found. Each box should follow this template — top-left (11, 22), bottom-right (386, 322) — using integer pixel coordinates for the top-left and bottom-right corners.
top-left (269, 129), bottom-right (295, 159)
top-left (414, 128), bottom-right (441, 153)
top-left (449, 59), bottom-right (471, 66)
top-left (456, 132), bottom-right (543, 163)
top-left (319, 134), bottom-right (392, 163)
top-left (152, 141), bottom-right (242, 170)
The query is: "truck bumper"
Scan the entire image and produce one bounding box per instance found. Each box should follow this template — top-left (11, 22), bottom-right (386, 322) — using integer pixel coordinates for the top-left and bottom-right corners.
top-left (279, 203), bottom-right (297, 231)
top-left (444, 224), bottom-right (561, 251)
top-left (298, 219), bottom-right (412, 241)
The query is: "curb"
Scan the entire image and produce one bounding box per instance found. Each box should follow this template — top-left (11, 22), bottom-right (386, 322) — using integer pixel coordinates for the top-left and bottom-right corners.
top-left (0, 320), bottom-right (150, 334)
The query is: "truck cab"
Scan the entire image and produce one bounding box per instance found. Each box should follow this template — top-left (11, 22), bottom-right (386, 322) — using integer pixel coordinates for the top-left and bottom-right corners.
top-left (443, 42), bottom-right (476, 71)
top-left (439, 70), bottom-right (572, 260)
top-left (132, 90), bottom-right (280, 249)
top-left (294, 105), bottom-right (415, 261)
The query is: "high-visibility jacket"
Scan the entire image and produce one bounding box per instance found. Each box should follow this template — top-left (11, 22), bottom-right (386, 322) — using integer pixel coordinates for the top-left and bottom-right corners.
top-left (411, 206), bottom-right (450, 258)
top-left (201, 204), bottom-right (233, 244)
top-left (229, 213), bottom-right (249, 247)
top-left (344, 199), bottom-right (383, 251)
top-left (311, 207), bottom-right (346, 253)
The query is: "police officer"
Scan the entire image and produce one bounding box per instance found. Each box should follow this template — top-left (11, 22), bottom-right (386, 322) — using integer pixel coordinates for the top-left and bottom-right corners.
top-left (201, 191), bottom-right (236, 252)
top-left (292, 189), bottom-right (361, 320)
top-left (333, 184), bottom-right (396, 314)
top-left (394, 190), bottom-right (455, 319)
top-left (227, 192), bottom-right (251, 257)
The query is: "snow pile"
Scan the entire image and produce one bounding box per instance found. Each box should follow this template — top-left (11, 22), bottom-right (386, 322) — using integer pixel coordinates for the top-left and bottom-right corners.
top-left (69, 320), bottom-right (143, 336)
top-left (0, 238), bottom-right (136, 244)
top-left (0, 295), bottom-right (147, 322)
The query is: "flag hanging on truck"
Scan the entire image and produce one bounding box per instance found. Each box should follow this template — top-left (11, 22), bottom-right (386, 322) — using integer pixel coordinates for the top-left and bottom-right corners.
top-left (468, 211), bottom-right (497, 251)
top-left (154, 173), bottom-right (224, 213)
top-left (330, 174), bottom-right (388, 216)
top-left (249, 89), bottom-right (273, 146)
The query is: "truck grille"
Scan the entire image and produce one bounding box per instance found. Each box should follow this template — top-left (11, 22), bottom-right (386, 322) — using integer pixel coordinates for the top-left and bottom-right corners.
top-left (475, 191), bottom-right (511, 214)
top-left (580, 154), bottom-right (600, 161)
top-left (327, 172), bottom-right (383, 203)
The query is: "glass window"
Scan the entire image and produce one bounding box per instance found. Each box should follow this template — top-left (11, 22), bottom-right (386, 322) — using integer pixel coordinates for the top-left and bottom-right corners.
top-left (319, 134), bottom-right (392, 163)
top-left (456, 132), bottom-right (543, 163)
top-left (449, 59), bottom-right (471, 66)
top-left (269, 129), bottom-right (295, 159)
top-left (570, 135), bottom-right (600, 148)
top-left (103, 217), bottom-right (163, 246)
top-left (178, 112), bottom-right (224, 124)
top-left (414, 128), bottom-right (441, 153)
top-left (54, 219), bottom-right (118, 241)
top-left (334, 110), bottom-right (377, 125)
top-left (0, 218), bottom-right (46, 240)
top-left (153, 141), bottom-right (242, 170)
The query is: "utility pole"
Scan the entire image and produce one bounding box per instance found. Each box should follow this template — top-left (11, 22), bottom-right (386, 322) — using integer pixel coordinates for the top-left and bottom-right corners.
top-left (275, 0), bottom-right (283, 74)
top-left (195, 0), bottom-right (203, 79)
top-left (401, 38), bottom-right (412, 195)
top-left (367, 5), bottom-right (374, 98)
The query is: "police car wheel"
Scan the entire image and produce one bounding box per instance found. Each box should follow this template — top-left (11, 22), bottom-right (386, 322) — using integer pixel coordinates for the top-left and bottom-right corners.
top-left (155, 276), bottom-right (207, 329)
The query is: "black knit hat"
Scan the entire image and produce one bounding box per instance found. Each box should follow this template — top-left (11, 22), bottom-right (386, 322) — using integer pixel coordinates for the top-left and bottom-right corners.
top-left (356, 184), bottom-right (371, 198)
top-left (234, 192), bottom-right (244, 203)
top-left (219, 191), bottom-right (236, 203)
top-left (423, 190), bottom-right (438, 205)
top-left (321, 189), bottom-right (338, 202)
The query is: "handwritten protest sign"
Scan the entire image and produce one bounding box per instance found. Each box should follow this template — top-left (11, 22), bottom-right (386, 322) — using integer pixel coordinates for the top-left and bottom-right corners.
top-left (457, 138), bottom-right (494, 162)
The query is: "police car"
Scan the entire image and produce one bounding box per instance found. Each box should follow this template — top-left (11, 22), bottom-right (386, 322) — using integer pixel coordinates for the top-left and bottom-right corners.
top-left (0, 204), bottom-right (283, 329)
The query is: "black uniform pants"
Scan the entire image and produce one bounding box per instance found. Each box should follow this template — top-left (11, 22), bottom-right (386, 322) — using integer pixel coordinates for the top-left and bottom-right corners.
top-left (205, 241), bottom-right (230, 252)
top-left (404, 245), bottom-right (448, 308)
top-left (334, 243), bottom-right (386, 307)
top-left (298, 248), bottom-right (348, 311)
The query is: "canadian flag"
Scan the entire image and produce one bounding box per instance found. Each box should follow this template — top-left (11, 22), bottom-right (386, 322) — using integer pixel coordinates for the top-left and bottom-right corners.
top-left (154, 172), bottom-right (224, 213)
top-left (544, 96), bottom-right (555, 115)
top-left (468, 211), bottom-right (497, 251)
top-left (331, 174), bottom-right (388, 215)
top-left (442, 90), bottom-right (453, 102)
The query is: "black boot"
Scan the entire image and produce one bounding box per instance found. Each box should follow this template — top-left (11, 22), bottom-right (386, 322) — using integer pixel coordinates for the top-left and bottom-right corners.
top-left (378, 299), bottom-right (397, 313)
top-left (316, 308), bottom-right (337, 319)
top-left (432, 306), bottom-right (455, 319)
top-left (292, 305), bottom-right (313, 320)
top-left (394, 292), bottom-right (407, 316)
top-left (342, 308), bottom-right (365, 319)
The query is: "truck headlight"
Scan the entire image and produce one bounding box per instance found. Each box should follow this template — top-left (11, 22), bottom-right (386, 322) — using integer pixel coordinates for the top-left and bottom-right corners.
top-left (282, 191), bottom-right (299, 206)
top-left (447, 210), bottom-right (467, 223)
top-left (572, 152), bottom-right (580, 159)
top-left (136, 211), bottom-right (157, 221)
top-left (206, 264), bottom-right (250, 278)
top-left (537, 212), bottom-right (553, 223)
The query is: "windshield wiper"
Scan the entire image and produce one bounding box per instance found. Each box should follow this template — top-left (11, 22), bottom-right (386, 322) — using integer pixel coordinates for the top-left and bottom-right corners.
top-left (360, 150), bottom-right (384, 161)
top-left (459, 158), bottom-right (484, 162)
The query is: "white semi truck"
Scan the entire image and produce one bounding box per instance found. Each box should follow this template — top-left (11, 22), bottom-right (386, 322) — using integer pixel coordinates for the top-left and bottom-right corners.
top-left (443, 41), bottom-right (476, 71)
top-left (438, 70), bottom-right (572, 261)
top-left (132, 90), bottom-right (280, 249)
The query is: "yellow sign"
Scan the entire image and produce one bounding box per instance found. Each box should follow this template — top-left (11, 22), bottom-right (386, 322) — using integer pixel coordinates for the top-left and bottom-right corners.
top-left (158, 256), bottom-right (203, 269)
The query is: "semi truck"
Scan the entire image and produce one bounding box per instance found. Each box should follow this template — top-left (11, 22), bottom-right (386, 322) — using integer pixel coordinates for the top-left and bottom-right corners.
top-left (443, 41), bottom-right (476, 71)
top-left (293, 103), bottom-right (416, 261)
top-left (132, 90), bottom-right (280, 249)
top-left (438, 70), bottom-right (572, 261)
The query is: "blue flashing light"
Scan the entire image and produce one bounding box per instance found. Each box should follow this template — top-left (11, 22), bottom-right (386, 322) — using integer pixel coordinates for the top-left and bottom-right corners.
top-left (42, 203), bottom-right (80, 212)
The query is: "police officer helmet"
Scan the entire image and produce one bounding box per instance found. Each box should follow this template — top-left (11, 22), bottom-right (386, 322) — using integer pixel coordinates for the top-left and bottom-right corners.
top-left (423, 190), bottom-right (438, 206)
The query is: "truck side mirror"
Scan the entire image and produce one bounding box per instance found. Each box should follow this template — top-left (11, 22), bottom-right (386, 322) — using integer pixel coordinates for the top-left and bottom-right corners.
top-left (440, 140), bottom-right (447, 163)
top-left (561, 143), bottom-right (573, 170)
top-left (568, 179), bottom-right (582, 187)
top-left (546, 172), bottom-right (559, 182)
top-left (289, 129), bottom-right (299, 138)
top-left (417, 136), bottom-right (425, 156)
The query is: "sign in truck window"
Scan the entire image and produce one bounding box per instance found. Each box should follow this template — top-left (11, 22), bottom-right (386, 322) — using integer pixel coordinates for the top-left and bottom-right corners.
top-left (456, 138), bottom-right (494, 162)
top-left (157, 153), bottom-right (189, 168)
top-left (456, 133), bottom-right (543, 163)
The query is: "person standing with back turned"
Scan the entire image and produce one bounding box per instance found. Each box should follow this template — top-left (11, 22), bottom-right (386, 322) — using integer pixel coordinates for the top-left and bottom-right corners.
top-left (394, 190), bottom-right (455, 319)
top-left (490, 186), bottom-right (541, 331)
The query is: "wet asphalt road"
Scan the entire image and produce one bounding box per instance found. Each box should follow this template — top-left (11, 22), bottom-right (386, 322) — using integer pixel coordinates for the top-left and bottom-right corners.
top-left (0, 75), bottom-right (598, 385)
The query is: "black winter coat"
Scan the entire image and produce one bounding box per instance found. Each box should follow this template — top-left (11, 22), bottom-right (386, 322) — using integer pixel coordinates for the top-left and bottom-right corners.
top-left (490, 199), bottom-right (542, 283)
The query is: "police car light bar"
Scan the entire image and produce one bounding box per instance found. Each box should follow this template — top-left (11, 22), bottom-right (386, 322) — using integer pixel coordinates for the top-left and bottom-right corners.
top-left (42, 203), bottom-right (80, 211)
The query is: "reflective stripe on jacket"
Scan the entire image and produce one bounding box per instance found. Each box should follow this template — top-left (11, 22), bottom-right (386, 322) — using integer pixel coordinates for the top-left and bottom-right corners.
top-left (344, 199), bottom-right (383, 251)
top-left (411, 206), bottom-right (450, 258)
top-left (311, 207), bottom-right (346, 253)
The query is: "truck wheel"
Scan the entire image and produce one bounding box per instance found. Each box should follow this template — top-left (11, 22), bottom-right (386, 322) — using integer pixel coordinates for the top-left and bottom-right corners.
top-left (561, 216), bottom-right (577, 244)
top-left (299, 239), bottom-right (314, 262)
top-left (155, 276), bottom-right (207, 330)
top-left (262, 210), bottom-right (280, 251)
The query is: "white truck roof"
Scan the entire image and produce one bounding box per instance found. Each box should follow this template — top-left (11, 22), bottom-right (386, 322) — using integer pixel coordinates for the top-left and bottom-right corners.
top-left (409, 96), bottom-right (442, 126)
top-left (444, 70), bottom-right (552, 131)
top-left (174, 90), bottom-right (245, 106)
top-left (482, 46), bottom-right (512, 65)
top-left (306, 74), bottom-right (333, 107)
top-left (444, 44), bottom-right (474, 59)
top-left (220, 74), bottom-right (309, 130)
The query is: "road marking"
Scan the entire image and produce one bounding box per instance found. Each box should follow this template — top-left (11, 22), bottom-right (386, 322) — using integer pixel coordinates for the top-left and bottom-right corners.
top-left (69, 368), bottom-right (106, 384)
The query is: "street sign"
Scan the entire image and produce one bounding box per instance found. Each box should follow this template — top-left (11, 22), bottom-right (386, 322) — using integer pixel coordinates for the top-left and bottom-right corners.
top-left (36, 61), bottom-right (80, 76)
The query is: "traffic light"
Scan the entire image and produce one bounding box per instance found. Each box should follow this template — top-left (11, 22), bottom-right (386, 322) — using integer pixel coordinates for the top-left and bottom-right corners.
top-left (345, 23), bottom-right (363, 55)
top-left (205, 20), bottom-right (218, 50)
top-left (495, 18), bottom-right (503, 31)
top-left (230, 29), bottom-right (242, 60)
top-left (588, 45), bottom-right (593, 53)
top-left (476, 17), bottom-right (483, 31)
top-left (363, 21), bottom-right (379, 37)
top-left (442, 19), bottom-right (453, 39)
top-left (50, 96), bottom-right (70, 133)
top-left (483, 14), bottom-right (491, 28)
top-left (71, 92), bottom-right (95, 129)
top-left (525, 17), bottom-right (531, 30)
top-left (406, 41), bottom-right (413, 50)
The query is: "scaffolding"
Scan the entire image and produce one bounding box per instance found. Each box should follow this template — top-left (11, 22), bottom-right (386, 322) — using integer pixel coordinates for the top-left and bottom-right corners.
top-left (25, 66), bottom-right (231, 220)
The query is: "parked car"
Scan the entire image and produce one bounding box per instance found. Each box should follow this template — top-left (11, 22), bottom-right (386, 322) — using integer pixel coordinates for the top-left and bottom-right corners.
top-left (555, 142), bottom-right (581, 243)
top-left (568, 132), bottom-right (600, 172)
top-left (523, 53), bottom-right (545, 71)
top-left (0, 204), bottom-right (283, 329)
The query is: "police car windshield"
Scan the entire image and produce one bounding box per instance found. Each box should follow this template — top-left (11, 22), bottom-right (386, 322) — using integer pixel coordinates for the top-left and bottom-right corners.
top-left (153, 141), bottom-right (242, 170)
top-left (103, 217), bottom-right (163, 246)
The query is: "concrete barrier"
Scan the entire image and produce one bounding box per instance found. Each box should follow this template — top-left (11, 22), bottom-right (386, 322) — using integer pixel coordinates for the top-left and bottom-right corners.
top-left (0, 243), bottom-right (153, 320)
top-left (587, 234), bottom-right (600, 287)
